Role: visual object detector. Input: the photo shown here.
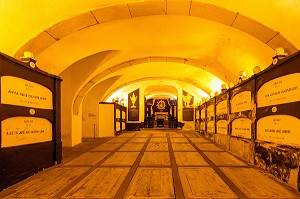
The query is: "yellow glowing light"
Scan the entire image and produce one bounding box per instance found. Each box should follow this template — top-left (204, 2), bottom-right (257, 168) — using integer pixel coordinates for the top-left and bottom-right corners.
top-left (210, 78), bottom-right (223, 93)
top-left (197, 90), bottom-right (209, 98)
top-left (107, 88), bottom-right (128, 103)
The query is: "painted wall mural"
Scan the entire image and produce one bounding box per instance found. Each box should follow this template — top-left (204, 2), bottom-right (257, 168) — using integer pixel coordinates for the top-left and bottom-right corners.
top-left (182, 90), bottom-right (194, 121)
top-left (128, 89), bottom-right (139, 121)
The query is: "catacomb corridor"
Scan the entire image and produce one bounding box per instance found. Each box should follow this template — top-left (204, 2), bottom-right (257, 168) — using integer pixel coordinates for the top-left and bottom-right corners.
top-left (1, 0), bottom-right (300, 198)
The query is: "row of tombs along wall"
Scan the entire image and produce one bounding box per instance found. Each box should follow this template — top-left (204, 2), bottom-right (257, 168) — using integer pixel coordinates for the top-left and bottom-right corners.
top-left (0, 52), bottom-right (62, 191)
top-left (195, 51), bottom-right (300, 191)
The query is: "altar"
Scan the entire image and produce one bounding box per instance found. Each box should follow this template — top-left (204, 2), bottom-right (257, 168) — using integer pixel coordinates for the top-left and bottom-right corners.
top-left (156, 119), bottom-right (164, 127)
top-left (155, 112), bottom-right (168, 120)
top-left (155, 112), bottom-right (168, 127)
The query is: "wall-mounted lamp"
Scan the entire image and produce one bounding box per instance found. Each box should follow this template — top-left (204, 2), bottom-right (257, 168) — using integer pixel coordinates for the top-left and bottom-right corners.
top-left (272, 47), bottom-right (287, 65)
top-left (197, 100), bottom-right (201, 106)
top-left (120, 98), bottom-right (124, 106)
top-left (239, 71), bottom-right (248, 83)
top-left (253, 65), bottom-right (261, 75)
top-left (221, 84), bottom-right (227, 94)
top-left (20, 51), bottom-right (36, 68)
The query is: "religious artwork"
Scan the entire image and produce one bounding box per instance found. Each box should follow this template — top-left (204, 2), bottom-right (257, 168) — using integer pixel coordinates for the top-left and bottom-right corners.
top-left (152, 99), bottom-right (170, 113)
top-left (182, 90), bottom-right (194, 108)
top-left (182, 90), bottom-right (194, 121)
top-left (156, 100), bottom-right (166, 111)
top-left (130, 93), bottom-right (138, 108)
top-left (128, 89), bottom-right (139, 121)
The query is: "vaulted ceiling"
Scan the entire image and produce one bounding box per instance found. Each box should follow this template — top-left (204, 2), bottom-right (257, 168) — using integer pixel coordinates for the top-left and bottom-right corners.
top-left (1, 0), bottom-right (299, 103)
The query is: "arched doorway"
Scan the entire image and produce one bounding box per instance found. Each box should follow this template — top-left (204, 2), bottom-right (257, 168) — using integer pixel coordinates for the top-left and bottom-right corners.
top-left (144, 85), bottom-right (178, 128)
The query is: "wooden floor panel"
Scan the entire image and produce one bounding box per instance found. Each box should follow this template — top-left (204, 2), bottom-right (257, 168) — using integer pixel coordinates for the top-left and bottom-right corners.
top-left (119, 143), bottom-right (145, 151)
top-left (102, 152), bottom-right (139, 166)
top-left (146, 143), bottom-right (169, 151)
top-left (4, 167), bottom-right (88, 199)
top-left (150, 137), bottom-right (168, 142)
top-left (184, 134), bottom-right (200, 138)
top-left (133, 134), bottom-right (150, 138)
top-left (204, 152), bottom-right (247, 166)
top-left (64, 152), bottom-right (110, 166)
top-left (106, 137), bottom-right (130, 143)
top-left (221, 167), bottom-right (299, 198)
top-left (124, 168), bottom-right (174, 198)
top-left (172, 143), bottom-right (196, 151)
top-left (139, 152), bottom-right (171, 166)
top-left (129, 137), bottom-right (148, 143)
top-left (62, 167), bottom-right (130, 199)
top-left (169, 134), bottom-right (185, 137)
top-left (117, 133), bottom-right (136, 137)
top-left (91, 143), bottom-right (122, 151)
top-left (152, 133), bottom-right (167, 137)
top-left (194, 143), bottom-right (223, 151)
top-left (188, 137), bottom-right (209, 142)
top-left (174, 152), bottom-right (209, 166)
top-left (179, 167), bottom-right (237, 198)
top-left (170, 137), bottom-right (189, 143)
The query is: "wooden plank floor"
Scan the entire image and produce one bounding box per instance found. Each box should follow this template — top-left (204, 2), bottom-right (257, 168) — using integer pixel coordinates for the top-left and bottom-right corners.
top-left (62, 168), bottom-right (130, 198)
top-left (146, 142), bottom-right (169, 151)
top-left (124, 168), bottom-right (174, 199)
top-left (1, 130), bottom-right (300, 199)
top-left (178, 167), bottom-right (237, 198)
top-left (172, 143), bottom-right (196, 151)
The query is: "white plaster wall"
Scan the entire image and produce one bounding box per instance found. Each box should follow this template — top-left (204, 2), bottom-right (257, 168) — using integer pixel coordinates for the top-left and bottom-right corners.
top-left (72, 107), bottom-right (83, 146)
top-left (177, 88), bottom-right (183, 122)
top-left (82, 91), bottom-right (99, 138)
top-left (60, 72), bottom-right (73, 146)
top-left (139, 87), bottom-right (145, 122)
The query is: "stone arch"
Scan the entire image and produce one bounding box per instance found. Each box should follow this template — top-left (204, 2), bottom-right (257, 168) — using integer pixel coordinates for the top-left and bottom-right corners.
top-left (14, 0), bottom-right (297, 59)
top-left (72, 56), bottom-right (227, 115)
